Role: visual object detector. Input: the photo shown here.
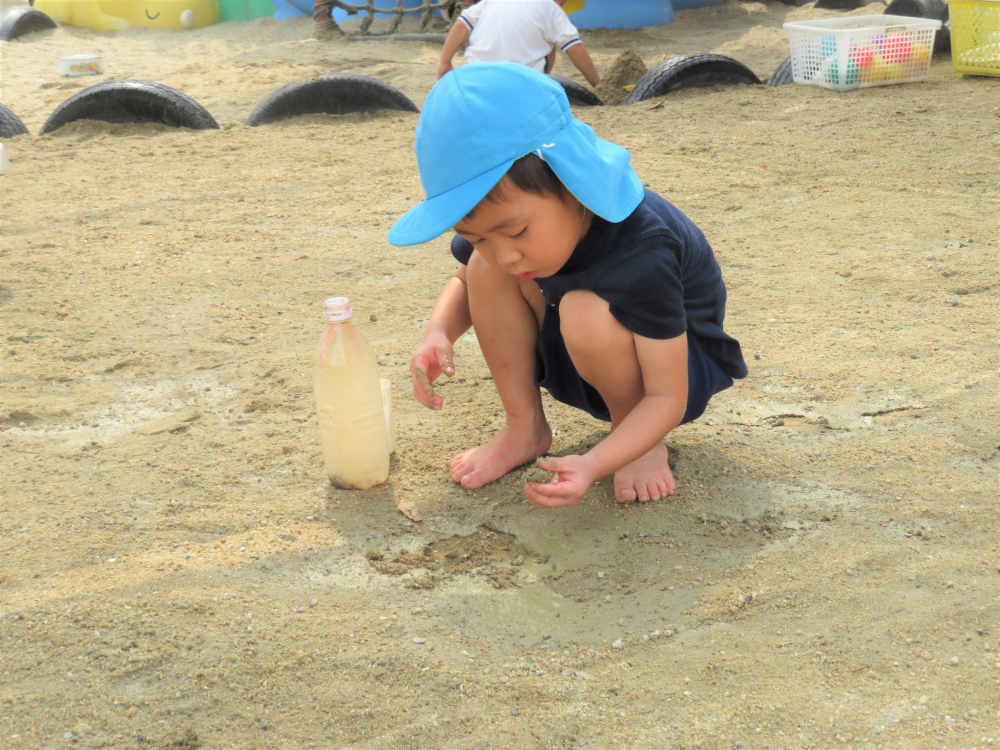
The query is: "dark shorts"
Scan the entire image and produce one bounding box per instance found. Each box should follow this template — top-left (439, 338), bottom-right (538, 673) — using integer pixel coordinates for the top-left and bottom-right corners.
top-left (535, 303), bottom-right (733, 425)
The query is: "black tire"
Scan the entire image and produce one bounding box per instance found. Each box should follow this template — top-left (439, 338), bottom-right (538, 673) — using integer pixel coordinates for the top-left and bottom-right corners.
top-left (547, 74), bottom-right (603, 106)
top-left (766, 55), bottom-right (794, 87)
top-left (39, 80), bottom-right (219, 135)
top-left (625, 54), bottom-right (761, 104)
top-left (885, 0), bottom-right (950, 52)
top-left (245, 72), bottom-right (419, 127)
top-left (815, 0), bottom-right (871, 8)
top-left (0, 7), bottom-right (56, 42)
top-left (885, 0), bottom-right (945, 17)
top-left (0, 103), bottom-right (30, 138)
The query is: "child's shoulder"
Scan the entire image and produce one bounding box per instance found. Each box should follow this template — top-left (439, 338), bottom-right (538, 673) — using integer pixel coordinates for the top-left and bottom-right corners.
top-left (612, 188), bottom-right (706, 246)
top-left (475, 0), bottom-right (572, 19)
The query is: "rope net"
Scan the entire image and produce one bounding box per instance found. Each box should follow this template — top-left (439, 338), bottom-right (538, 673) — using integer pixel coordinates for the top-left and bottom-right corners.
top-left (313, 1), bottom-right (469, 37)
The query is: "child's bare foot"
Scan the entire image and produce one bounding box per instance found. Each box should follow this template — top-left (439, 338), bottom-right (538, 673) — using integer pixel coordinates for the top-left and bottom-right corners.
top-left (451, 419), bottom-right (552, 489)
top-left (613, 442), bottom-right (676, 503)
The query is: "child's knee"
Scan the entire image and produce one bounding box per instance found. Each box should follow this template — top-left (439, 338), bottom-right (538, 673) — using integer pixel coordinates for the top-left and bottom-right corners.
top-left (559, 290), bottom-right (631, 355)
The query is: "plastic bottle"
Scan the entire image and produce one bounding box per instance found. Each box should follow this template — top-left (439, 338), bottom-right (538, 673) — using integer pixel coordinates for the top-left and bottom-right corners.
top-left (313, 297), bottom-right (389, 489)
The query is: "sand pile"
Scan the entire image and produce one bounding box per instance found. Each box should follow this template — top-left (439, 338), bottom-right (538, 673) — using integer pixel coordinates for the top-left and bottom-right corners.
top-left (595, 48), bottom-right (648, 105)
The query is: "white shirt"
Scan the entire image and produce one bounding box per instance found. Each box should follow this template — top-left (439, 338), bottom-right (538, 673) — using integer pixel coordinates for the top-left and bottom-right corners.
top-left (459, 0), bottom-right (582, 73)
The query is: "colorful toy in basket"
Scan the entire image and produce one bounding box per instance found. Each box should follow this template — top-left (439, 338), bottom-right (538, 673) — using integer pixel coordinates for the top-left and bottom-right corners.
top-left (784, 14), bottom-right (942, 91)
top-left (883, 32), bottom-right (914, 62)
top-left (850, 45), bottom-right (875, 68)
top-left (34, 0), bottom-right (219, 30)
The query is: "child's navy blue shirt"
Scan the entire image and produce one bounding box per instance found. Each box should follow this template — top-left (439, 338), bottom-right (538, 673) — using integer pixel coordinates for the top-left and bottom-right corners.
top-left (450, 188), bottom-right (748, 380)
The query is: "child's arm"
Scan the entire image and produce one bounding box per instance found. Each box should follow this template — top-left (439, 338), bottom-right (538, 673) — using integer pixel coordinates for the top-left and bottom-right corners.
top-left (565, 44), bottom-right (600, 87)
top-left (525, 332), bottom-right (688, 507)
top-left (437, 21), bottom-right (471, 80)
top-left (410, 265), bottom-right (472, 409)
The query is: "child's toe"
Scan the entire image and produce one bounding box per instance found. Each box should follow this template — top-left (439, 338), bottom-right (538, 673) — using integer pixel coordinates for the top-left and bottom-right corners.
top-left (614, 481), bottom-right (636, 503)
top-left (450, 453), bottom-right (472, 482)
top-left (460, 470), bottom-right (486, 489)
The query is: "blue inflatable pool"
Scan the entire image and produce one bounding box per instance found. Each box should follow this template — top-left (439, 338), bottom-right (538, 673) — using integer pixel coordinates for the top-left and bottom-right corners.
top-left (272, 0), bottom-right (727, 26)
top-left (573, 0), bottom-right (675, 29)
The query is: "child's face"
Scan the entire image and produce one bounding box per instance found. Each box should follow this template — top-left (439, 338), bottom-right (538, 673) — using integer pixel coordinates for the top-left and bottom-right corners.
top-left (454, 183), bottom-right (591, 280)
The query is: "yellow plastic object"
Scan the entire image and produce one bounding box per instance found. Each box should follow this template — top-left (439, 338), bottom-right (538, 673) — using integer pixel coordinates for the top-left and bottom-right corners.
top-left (35, 0), bottom-right (219, 30)
top-left (910, 41), bottom-right (931, 63)
top-left (948, 0), bottom-right (1000, 76)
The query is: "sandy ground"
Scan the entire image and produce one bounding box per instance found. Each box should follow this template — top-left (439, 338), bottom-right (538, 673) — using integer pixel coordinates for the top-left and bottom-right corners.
top-left (2, 1), bottom-right (1000, 748)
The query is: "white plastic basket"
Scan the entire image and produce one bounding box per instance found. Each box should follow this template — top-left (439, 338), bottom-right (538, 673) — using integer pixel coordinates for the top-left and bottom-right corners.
top-left (783, 15), bottom-right (941, 91)
top-left (59, 54), bottom-right (104, 77)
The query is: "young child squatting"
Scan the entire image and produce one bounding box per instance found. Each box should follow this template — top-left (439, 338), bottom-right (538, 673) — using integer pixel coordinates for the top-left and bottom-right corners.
top-left (437, 0), bottom-right (599, 86)
top-left (388, 63), bottom-right (747, 508)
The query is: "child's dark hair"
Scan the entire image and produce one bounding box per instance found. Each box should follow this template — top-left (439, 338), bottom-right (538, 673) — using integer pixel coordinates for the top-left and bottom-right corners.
top-left (468, 153), bottom-right (566, 217)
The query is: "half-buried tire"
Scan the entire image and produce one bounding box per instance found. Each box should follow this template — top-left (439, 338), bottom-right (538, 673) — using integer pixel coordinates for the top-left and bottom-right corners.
top-left (766, 55), bottom-right (795, 87)
top-left (0, 7), bottom-right (56, 42)
top-left (625, 54), bottom-right (761, 104)
top-left (547, 75), bottom-right (603, 106)
top-left (885, 0), bottom-right (950, 52)
top-left (245, 73), bottom-right (419, 127)
top-left (0, 103), bottom-right (30, 138)
top-left (814, 0), bottom-right (884, 10)
top-left (40, 80), bottom-right (219, 135)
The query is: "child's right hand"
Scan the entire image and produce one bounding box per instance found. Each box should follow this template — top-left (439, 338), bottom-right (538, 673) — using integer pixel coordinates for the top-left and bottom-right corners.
top-left (410, 334), bottom-right (456, 410)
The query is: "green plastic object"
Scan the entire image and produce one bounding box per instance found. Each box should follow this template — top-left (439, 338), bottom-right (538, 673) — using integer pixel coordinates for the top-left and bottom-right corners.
top-left (217, 0), bottom-right (277, 22)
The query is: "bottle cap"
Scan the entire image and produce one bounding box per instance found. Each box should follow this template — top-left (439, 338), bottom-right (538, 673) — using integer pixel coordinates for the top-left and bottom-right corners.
top-left (322, 297), bottom-right (353, 322)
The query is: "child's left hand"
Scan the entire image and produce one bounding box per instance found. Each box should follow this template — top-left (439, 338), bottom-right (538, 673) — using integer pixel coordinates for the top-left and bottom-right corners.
top-left (524, 455), bottom-right (598, 508)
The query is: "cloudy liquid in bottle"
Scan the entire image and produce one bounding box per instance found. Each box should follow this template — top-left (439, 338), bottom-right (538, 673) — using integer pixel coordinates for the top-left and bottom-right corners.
top-left (313, 297), bottom-right (389, 489)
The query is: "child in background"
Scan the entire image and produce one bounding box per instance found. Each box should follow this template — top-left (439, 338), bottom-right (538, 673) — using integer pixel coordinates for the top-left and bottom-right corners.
top-left (389, 64), bottom-right (746, 508)
top-left (437, 0), bottom-right (600, 86)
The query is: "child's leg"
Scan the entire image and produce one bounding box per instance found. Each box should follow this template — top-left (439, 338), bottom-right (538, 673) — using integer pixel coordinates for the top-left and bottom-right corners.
top-left (559, 290), bottom-right (677, 503)
top-left (450, 253), bottom-right (553, 489)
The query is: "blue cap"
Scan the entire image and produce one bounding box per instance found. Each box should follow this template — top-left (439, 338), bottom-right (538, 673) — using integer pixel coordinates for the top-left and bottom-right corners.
top-left (387, 63), bottom-right (644, 247)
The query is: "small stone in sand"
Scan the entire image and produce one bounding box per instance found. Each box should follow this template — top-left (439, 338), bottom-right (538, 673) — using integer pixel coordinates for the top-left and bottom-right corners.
top-left (611, 639), bottom-right (624, 649)
top-left (397, 498), bottom-right (423, 522)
